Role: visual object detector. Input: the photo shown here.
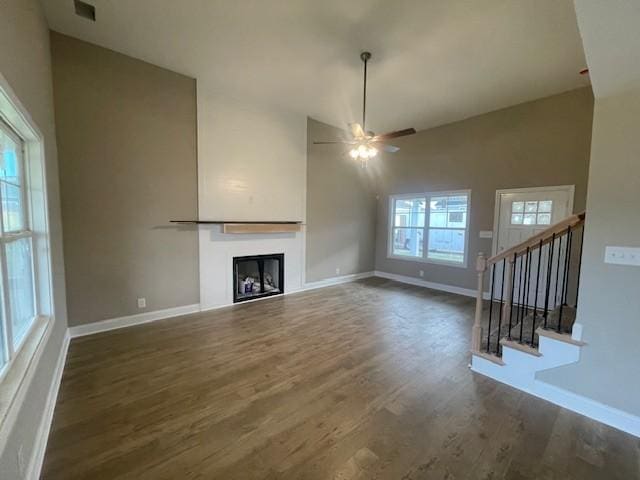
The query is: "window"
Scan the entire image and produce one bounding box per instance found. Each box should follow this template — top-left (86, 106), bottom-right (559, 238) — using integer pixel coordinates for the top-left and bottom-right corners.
top-left (389, 191), bottom-right (470, 267)
top-left (510, 200), bottom-right (552, 225)
top-left (0, 118), bottom-right (36, 374)
top-left (390, 196), bottom-right (425, 258)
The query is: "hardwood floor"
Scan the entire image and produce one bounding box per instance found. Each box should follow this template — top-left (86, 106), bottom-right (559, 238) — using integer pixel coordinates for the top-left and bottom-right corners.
top-left (42, 278), bottom-right (639, 479)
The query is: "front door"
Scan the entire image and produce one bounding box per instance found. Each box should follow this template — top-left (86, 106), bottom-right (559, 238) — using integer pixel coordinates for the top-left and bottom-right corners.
top-left (493, 186), bottom-right (573, 309)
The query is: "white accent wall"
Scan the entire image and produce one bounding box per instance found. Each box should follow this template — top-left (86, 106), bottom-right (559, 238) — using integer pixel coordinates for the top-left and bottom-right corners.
top-left (196, 87), bottom-right (307, 309)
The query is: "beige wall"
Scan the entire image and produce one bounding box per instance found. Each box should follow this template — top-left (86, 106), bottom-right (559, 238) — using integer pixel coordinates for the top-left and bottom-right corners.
top-left (374, 87), bottom-right (594, 291)
top-left (51, 33), bottom-right (199, 327)
top-left (0, 0), bottom-right (68, 477)
top-left (306, 118), bottom-right (377, 282)
top-left (538, 88), bottom-right (640, 416)
top-left (537, 1), bottom-right (640, 417)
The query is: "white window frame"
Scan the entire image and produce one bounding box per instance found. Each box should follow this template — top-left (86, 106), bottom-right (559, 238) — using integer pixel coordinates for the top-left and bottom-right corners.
top-left (0, 116), bottom-right (39, 380)
top-left (0, 72), bottom-right (54, 450)
top-left (388, 189), bottom-right (471, 268)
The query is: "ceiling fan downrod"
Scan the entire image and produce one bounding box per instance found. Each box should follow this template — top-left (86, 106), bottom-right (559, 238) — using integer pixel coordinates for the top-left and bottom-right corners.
top-left (361, 51), bottom-right (371, 133)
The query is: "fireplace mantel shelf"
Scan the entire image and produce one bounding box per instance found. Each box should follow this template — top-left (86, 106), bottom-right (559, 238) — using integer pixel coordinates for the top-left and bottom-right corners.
top-left (171, 220), bottom-right (303, 234)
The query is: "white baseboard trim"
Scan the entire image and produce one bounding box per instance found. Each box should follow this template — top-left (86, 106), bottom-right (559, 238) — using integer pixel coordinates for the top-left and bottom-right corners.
top-left (302, 271), bottom-right (375, 291)
top-left (374, 270), bottom-right (490, 300)
top-left (531, 380), bottom-right (640, 438)
top-left (472, 345), bottom-right (640, 438)
top-left (68, 303), bottom-right (201, 338)
top-left (70, 273), bottom-right (377, 336)
top-left (26, 329), bottom-right (70, 479)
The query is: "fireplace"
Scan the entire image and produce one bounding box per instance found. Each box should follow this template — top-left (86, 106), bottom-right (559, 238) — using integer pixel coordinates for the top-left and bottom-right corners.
top-left (233, 253), bottom-right (284, 303)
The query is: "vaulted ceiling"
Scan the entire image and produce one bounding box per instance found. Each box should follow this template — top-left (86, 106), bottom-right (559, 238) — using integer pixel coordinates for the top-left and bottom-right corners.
top-left (40, 0), bottom-right (590, 133)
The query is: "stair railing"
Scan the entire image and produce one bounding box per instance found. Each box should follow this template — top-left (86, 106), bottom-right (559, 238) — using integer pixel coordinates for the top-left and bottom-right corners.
top-left (471, 212), bottom-right (585, 356)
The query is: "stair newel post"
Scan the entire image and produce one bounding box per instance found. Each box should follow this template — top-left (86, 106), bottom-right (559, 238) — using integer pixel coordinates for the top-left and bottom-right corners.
top-left (471, 253), bottom-right (487, 352)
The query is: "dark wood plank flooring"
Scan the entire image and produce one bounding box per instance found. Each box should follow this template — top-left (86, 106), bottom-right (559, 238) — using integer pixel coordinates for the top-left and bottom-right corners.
top-left (41, 278), bottom-right (640, 479)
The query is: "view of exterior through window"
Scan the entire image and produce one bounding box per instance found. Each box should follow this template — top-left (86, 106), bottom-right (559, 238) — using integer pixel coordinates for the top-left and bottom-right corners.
top-left (391, 197), bottom-right (425, 259)
top-left (390, 191), bottom-right (470, 266)
top-left (0, 118), bottom-right (36, 374)
top-left (427, 194), bottom-right (468, 264)
top-left (511, 200), bottom-right (552, 225)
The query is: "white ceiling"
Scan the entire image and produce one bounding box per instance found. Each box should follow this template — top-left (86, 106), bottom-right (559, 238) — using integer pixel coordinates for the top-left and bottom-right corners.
top-left (573, 0), bottom-right (640, 98)
top-left (40, 0), bottom-right (590, 133)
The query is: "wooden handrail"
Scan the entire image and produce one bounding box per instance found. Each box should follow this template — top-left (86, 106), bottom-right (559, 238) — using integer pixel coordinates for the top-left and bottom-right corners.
top-left (487, 211), bottom-right (585, 265)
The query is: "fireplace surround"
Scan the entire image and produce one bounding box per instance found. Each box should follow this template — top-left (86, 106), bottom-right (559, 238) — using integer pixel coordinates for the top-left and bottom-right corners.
top-left (233, 253), bottom-right (284, 303)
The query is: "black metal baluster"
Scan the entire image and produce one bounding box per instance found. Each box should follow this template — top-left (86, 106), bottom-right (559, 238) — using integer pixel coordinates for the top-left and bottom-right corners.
top-left (558, 227), bottom-right (573, 332)
top-left (508, 253), bottom-right (517, 340)
top-left (519, 247), bottom-right (530, 343)
top-left (486, 262), bottom-right (496, 352)
top-left (496, 258), bottom-right (506, 355)
top-left (530, 240), bottom-right (543, 346)
top-left (553, 234), bottom-right (564, 332)
top-left (574, 225), bottom-right (585, 306)
top-left (543, 233), bottom-right (555, 329)
top-left (515, 254), bottom-right (524, 341)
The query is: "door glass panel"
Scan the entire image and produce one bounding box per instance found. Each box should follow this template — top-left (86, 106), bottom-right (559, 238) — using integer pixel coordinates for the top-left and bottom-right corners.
top-left (511, 201), bottom-right (524, 213)
top-left (538, 200), bottom-right (553, 213)
top-left (511, 213), bottom-right (523, 225)
top-left (525, 201), bottom-right (538, 213)
top-left (523, 213), bottom-right (537, 225)
top-left (7, 238), bottom-right (35, 347)
top-left (537, 213), bottom-right (551, 225)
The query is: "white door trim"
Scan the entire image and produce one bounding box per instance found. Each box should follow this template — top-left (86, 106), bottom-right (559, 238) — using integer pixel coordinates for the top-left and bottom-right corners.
top-left (491, 185), bottom-right (575, 258)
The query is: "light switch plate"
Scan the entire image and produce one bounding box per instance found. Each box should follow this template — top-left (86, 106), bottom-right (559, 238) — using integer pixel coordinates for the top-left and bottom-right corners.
top-left (604, 246), bottom-right (640, 266)
top-left (479, 230), bottom-right (493, 239)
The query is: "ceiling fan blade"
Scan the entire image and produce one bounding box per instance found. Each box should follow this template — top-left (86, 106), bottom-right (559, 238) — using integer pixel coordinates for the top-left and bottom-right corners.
top-left (373, 143), bottom-right (400, 153)
top-left (373, 128), bottom-right (416, 141)
top-left (349, 123), bottom-right (366, 139)
top-left (313, 141), bottom-right (356, 145)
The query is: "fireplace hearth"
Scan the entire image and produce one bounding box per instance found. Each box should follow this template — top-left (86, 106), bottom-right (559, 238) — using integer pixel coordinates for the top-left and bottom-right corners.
top-left (233, 253), bottom-right (284, 303)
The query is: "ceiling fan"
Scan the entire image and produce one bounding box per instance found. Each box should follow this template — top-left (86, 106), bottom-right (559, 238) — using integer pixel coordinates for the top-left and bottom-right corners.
top-left (314, 51), bottom-right (416, 166)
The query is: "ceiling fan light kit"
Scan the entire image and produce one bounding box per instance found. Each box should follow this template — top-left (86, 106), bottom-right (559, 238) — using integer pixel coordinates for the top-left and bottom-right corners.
top-left (314, 51), bottom-right (416, 167)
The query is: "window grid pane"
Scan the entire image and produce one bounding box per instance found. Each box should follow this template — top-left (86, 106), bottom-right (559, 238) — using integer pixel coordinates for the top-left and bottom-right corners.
top-left (428, 193), bottom-right (468, 264)
top-left (394, 198), bottom-right (425, 228)
top-left (427, 229), bottom-right (465, 264)
top-left (7, 238), bottom-right (35, 348)
top-left (0, 309), bottom-right (6, 370)
top-left (1, 180), bottom-right (24, 232)
top-left (392, 227), bottom-right (424, 258)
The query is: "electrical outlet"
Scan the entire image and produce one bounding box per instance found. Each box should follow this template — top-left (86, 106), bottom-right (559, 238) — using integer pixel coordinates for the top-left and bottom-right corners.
top-left (419, 270), bottom-right (424, 277)
top-left (137, 297), bottom-right (146, 309)
top-left (335, 267), bottom-right (341, 275)
top-left (17, 444), bottom-right (25, 477)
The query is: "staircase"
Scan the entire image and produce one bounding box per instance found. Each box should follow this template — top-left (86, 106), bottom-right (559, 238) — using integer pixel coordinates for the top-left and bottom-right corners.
top-left (470, 212), bottom-right (586, 389)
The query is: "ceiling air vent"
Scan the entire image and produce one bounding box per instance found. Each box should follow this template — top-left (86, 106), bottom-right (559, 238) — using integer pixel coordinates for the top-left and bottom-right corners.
top-left (74, 0), bottom-right (96, 21)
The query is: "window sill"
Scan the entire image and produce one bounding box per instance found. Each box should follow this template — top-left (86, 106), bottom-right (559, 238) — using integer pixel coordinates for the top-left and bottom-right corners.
top-left (0, 315), bottom-right (51, 445)
top-left (387, 254), bottom-right (468, 269)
